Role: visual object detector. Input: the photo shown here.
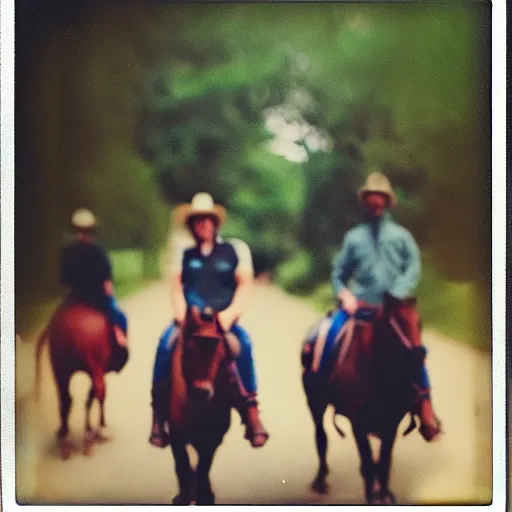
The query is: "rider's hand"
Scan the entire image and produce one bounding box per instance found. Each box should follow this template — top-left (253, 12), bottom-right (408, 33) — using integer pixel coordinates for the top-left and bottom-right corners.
top-left (174, 311), bottom-right (186, 326)
top-left (103, 280), bottom-right (114, 296)
top-left (218, 310), bottom-right (235, 332)
top-left (337, 288), bottom-right (358, 316)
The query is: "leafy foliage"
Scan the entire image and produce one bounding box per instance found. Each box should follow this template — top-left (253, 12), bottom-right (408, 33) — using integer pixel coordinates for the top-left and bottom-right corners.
top-left (16, 1), bottom-right (490, 343)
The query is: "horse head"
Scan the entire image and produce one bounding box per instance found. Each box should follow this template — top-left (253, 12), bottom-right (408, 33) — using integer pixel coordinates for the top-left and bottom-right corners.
top-left (181, 305), bottom-right (227, 405)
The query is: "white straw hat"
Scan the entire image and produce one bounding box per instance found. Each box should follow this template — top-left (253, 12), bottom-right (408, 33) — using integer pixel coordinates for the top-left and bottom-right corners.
top-left (71, 208), bottom-right (97, 229)
top-left (174, 192), bottom-right (227, 226)
top-left (358, 171), bottom-right (396, 207)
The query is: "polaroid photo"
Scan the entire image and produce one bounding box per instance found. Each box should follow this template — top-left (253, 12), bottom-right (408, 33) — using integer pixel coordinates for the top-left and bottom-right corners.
top-left (1, 0), bottom-right (506, 510)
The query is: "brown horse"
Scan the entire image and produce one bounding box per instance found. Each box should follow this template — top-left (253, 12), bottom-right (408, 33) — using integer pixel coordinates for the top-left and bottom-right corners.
top-left (302, 292), bottom-right (427, 504)
top-left (165, 305), bottom-right (237, 505)
top-left (35, 298), bottom-right (128, 459)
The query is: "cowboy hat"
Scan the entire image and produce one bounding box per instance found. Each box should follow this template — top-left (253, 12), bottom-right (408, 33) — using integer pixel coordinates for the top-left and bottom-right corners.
top-left (71, 208), bottom-right (97, 229)
top-left (358, 171), bottom-right (396, 207)
top-left (174, 192), bottom-right (227, 227)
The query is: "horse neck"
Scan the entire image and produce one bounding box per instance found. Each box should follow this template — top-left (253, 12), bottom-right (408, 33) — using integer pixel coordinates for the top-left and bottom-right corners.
top-left (389, 306), bottom-right (421, 348)
top-left (357, 321), bottom-right (374, 351)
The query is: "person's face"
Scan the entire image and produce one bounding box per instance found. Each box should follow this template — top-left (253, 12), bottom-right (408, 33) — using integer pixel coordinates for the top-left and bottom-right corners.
top-left (190, 215), bottom-right (217, 243)
top-left (363, 192), bottom-right (389, 218)
top-left (75, 227), bottom-right (95, 239)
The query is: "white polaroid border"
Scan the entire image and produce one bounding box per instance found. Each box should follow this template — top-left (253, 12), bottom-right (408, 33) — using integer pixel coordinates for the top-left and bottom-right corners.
top-left (1, 0), bottom-right (507, 511)
top-left (2, 0), bottom-right (16, 510)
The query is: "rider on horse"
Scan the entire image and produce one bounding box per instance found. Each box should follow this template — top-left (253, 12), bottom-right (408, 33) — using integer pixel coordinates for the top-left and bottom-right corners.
top-left (59, 208), bottom-right (128, 367)
top-left (304, 172), bottom-right (442, 442)
top-left (149, 193), bottom-right (269, 449)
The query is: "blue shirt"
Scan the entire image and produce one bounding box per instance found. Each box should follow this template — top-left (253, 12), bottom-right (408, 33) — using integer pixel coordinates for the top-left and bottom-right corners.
top-left (331, 212), bottom-right (421, 305)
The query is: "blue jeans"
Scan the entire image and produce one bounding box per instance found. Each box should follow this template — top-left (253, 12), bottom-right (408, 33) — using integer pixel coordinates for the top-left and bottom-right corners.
top-left (152, 321), bottom-right (258, 394)
top-left (310, 308), bottom-right (430, 390)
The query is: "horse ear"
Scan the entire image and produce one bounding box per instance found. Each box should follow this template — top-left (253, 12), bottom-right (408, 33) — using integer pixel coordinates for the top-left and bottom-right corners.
top-left (190, 306), bottom-right (201, 323)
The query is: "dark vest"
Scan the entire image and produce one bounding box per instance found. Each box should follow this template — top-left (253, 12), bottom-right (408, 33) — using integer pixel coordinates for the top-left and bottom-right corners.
top-left (182, 242), bottom-right (239, 312)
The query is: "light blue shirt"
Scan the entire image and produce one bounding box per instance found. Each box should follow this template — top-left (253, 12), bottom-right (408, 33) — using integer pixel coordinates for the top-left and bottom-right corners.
top-left (331, 212), bottom-right (421, 305)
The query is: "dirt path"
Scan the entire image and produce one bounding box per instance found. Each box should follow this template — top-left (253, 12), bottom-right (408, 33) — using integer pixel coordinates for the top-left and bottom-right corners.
top-left (30, 281), bottom-right (491, 505)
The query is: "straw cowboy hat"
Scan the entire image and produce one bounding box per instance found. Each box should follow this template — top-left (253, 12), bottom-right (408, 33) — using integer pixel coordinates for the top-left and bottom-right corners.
top-left (358, 171), bottom-right (396, 207)
top-left (174, 192), bottom-right (227, 227)
top-left (71, 208), bottom-right (97, 230)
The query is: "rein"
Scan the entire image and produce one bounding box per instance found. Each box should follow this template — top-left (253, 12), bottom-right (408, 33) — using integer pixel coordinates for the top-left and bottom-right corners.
top-left (388, 317), bottom-right (413, 349)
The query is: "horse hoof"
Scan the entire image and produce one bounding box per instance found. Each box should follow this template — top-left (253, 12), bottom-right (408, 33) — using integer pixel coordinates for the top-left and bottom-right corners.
top-left (58, 438), bottom-right (73, 460)
top-left (312, 478), bottom-right (329, 494)
top-left (381, 490), bottom-right (396, 505)
top-left (367, 493), bottom-right (382, 505)
top-left (83, 432), bottom-right (95, 456)
top-left (94, 427), bottom-right (112, 443)
top-left (196, 492), bottom-right (215, 505)
top-left (172, 494), bottom-right (193, 505)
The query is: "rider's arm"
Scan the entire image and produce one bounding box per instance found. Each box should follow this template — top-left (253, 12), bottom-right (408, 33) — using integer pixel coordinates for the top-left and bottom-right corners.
top-left (331, 234), bottom-right (357, 298)
top-left (388, 230), bottom-right (421, 299)
top-left (96, 245), bottom-right (114, 296)
top-left (171, 271), bottom-right (187, 324)
top-left (221, 239), bottom-right (254, 325)
top-left (227, 268), bottom-right (253, 319)
top-left (169, 243), bottom-right (188, 324)
top-left (331, 234), bottom-right (359, 314)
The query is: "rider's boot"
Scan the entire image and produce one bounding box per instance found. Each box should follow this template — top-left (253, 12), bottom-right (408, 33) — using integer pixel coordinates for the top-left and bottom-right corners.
top-left (149, 382), bottom-right (170, 448)
top-left (113, 325), bottom-right (128, 347)
top-left (240, 394), bottom-right (269, 448)
top-left (108, 325), bottom-right (129, 373)
top-left (228, 363), bottom-right (269, 448)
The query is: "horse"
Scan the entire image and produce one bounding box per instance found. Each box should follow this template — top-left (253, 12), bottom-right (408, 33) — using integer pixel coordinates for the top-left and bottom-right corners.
top-left (165, 305), bottom-right (238, 505)
top-left (35, 298), bottom-right (128, 459)
top-left (302, 292), bottom-right (427, 504)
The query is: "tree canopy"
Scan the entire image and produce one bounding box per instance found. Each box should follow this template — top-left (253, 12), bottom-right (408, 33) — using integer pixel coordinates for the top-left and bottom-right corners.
top-left (16, 1), bottom-right (490, 343)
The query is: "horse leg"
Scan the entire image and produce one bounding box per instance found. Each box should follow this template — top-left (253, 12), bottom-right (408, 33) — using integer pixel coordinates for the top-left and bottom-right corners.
top-left (376, 427), bottom-right (398, 504)
top-left (352, 423), bottom-right (378, 504)
top-left (85, 386), bottom-right (95, 432)
top-left (304, 375), bottom-right (330, 494)
top-left (196, 444), bottom-right (217, 505)
top-left (83, 384), bottom-right (97, 455)
top-left (312, 404), bottom-right (330, 494)
top-left (84, 372), bottom-right (106, 455)
top-left (55, 373), bottom-right (73, 460)
top-left (171, 442), bottom-right (195, 505)
top-left (95, 382), bottom-right (111, 443)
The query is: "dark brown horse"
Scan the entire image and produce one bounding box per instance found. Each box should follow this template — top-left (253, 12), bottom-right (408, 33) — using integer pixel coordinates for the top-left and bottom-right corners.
top-left (35, 299), bottom-right (128, 459)
top-left (166, 306), bottom-right (237, 505)
top-left (302, 293), bottom-right (427, 504)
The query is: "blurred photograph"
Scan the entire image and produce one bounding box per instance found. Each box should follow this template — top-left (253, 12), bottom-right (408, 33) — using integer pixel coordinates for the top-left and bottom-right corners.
top-left (14, 1), bottom-right (492, 506)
